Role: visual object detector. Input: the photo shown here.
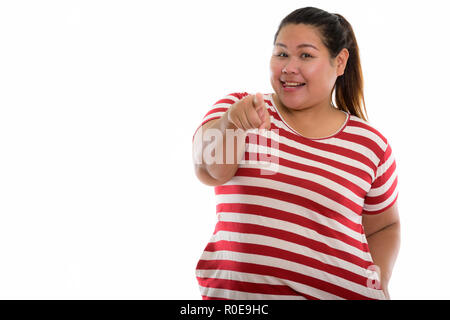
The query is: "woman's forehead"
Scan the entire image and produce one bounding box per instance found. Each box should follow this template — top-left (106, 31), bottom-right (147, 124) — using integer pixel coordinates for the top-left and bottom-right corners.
top-left (276, 24), bottom-right (324, 49)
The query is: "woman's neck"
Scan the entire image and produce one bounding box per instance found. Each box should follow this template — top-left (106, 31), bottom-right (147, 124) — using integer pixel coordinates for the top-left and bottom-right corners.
top-left (272, 93), bottom-right (346, 138)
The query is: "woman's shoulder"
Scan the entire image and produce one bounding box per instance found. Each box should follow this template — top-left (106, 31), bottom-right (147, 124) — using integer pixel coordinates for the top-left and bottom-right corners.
top-left (345, 114), bottom-right (391, 152)
top-left (219, 92), bottom-right (250, 101)
top-left (218, 92), bottom-right (274, 101)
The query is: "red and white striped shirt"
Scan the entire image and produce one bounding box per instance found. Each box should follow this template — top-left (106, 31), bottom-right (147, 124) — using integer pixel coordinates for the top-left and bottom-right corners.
top-left (193, 92), bottom-right (399, 300)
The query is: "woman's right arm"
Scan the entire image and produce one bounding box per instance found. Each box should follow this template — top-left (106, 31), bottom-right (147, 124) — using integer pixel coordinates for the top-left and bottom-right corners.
top-left (192, 93), bottom-right (270, 186)
top-left (192, 109), bottom-right (246, 186)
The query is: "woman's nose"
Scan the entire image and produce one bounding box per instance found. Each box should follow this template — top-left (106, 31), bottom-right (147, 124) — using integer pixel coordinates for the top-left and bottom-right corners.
top-left (282, 58), bottom-right (300, 74)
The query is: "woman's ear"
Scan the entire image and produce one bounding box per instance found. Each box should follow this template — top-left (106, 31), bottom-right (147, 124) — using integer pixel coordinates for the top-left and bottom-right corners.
top-left (336, 48), bottom-right (349, 77)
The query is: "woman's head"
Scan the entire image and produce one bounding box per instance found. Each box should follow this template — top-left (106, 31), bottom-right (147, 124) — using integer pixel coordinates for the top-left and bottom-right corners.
top-left (270, 7), bottom-right (368, 120)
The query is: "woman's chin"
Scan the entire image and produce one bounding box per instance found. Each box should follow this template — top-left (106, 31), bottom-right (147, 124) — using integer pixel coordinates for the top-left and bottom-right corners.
top-left (276, 94), bottom-right (307, 110)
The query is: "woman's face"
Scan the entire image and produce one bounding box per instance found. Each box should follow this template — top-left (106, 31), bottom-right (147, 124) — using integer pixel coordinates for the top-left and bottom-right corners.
top-left (270, 23), bottom-right (348, 111)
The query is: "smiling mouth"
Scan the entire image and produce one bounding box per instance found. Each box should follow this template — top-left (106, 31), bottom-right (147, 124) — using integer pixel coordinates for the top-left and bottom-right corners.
top-left (281, 80), bottom-right (306, 88)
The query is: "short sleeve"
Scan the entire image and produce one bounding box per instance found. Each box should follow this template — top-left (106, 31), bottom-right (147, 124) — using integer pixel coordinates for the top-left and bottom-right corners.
top-left (192, 92), bottom-right (249, 142)
top-left (362, 141), bottom-right (399, 215)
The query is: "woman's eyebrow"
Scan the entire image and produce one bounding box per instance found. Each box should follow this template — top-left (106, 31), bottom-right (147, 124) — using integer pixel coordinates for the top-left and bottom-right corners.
top-left (275, 43), bottom-right (319, 50)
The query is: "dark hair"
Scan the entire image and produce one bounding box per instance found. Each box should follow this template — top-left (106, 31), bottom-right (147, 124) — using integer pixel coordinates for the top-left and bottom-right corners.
top-left (274, 7), bottom-right (368, 121)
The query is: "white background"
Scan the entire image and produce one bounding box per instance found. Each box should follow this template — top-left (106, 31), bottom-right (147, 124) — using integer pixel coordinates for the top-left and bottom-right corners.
top-left (0, 0), bottom-right (448, 299)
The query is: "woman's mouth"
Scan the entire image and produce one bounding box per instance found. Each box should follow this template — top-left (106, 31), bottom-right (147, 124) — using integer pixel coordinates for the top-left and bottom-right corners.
top-left (281, 80), bottom-right (306, 91)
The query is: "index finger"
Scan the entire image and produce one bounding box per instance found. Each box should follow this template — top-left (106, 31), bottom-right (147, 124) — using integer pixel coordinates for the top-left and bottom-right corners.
top-left (253, 92), bottom-right (264, 110)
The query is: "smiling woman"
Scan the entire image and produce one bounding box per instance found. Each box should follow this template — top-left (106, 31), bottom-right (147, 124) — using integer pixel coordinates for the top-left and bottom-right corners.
top-left (271, 8), bottom-right (367, 121)
top-left (192, 6), bottom-right (400, 300)
top-left (270, 23), bottom-right (350, 138)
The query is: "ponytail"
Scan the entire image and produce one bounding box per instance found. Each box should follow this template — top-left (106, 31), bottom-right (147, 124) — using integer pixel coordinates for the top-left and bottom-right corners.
top-left (333, 14), bottom-right (368, 121)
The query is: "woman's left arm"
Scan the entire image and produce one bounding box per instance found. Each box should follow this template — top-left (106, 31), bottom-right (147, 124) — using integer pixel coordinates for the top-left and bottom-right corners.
top-left (362, 202), bottom-right (401, 299)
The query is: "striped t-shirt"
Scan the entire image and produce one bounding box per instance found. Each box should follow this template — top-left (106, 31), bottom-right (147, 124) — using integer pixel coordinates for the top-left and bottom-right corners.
top-left (193, 92), bottom-right (399, 300)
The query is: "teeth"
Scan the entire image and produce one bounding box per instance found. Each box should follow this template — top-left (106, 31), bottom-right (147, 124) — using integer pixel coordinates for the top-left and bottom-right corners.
top-left (284, 82), bottom-right (305, 86)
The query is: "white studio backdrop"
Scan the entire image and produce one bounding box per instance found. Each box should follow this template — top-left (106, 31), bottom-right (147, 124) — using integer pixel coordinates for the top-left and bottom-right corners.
top-left (0, 0), bottom-right (448, 299)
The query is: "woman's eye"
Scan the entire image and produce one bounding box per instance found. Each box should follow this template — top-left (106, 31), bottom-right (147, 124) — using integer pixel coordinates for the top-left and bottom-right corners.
top-left (276, 52), bottom-right (288, 57)
top-left (301, 53), bottom-right (312, 59)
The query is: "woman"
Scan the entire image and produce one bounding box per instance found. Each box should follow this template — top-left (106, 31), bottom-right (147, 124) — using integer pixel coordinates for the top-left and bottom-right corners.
top-left (192, 7), bottom-right (400, 300)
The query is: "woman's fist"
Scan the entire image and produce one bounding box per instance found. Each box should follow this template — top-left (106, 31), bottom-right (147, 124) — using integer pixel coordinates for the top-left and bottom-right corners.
top-left (227, 93), bottom-right (271, 132)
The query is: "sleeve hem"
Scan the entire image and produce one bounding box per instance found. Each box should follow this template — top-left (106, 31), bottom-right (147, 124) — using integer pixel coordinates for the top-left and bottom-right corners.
top-left (362, 193), bottom-right (399, 215)
top-left (192, 116), bottom-right (222, 142)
